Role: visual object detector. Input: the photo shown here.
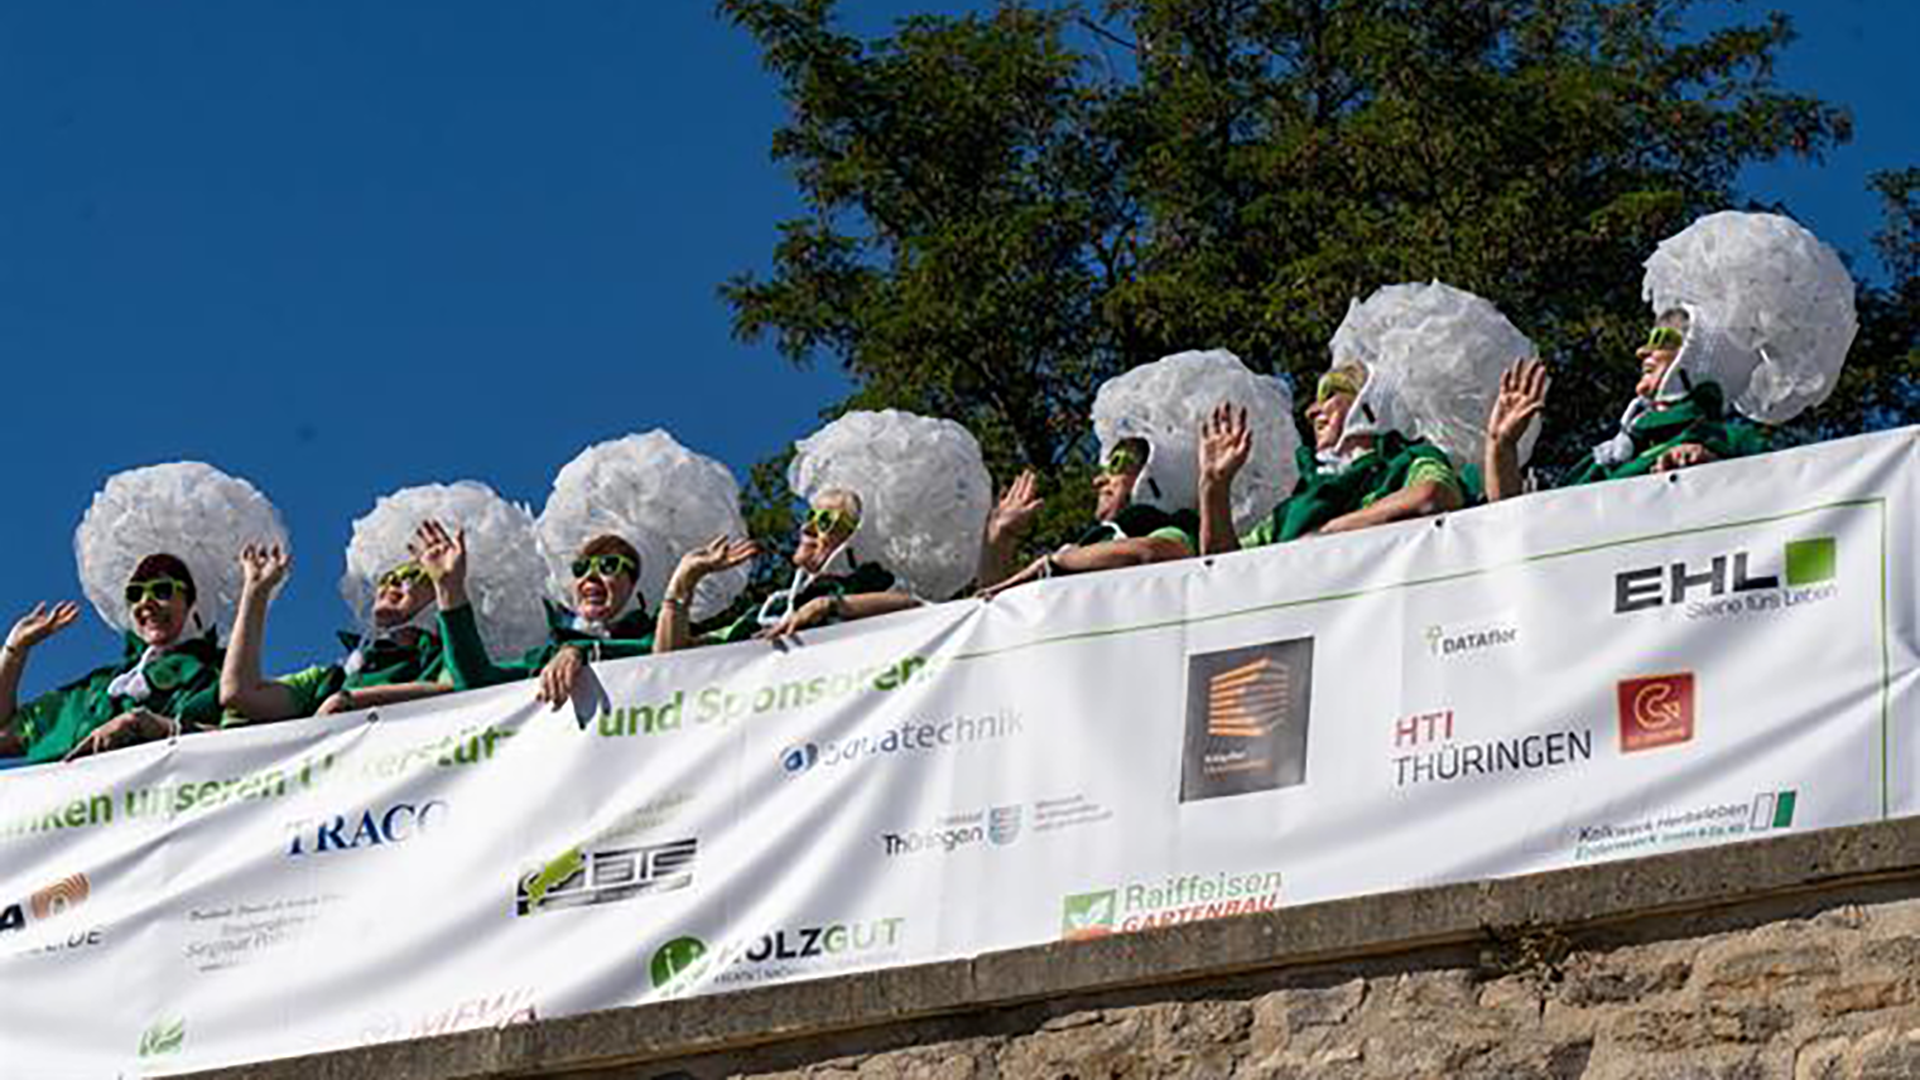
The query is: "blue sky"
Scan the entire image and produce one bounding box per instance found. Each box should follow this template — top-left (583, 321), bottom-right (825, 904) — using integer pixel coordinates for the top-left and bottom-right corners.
top-left (0, 0), bottom-right (1912, 697)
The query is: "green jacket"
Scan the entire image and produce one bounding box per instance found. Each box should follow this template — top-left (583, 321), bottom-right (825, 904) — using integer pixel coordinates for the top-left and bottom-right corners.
top-left (1563, 383), bottom-right (1768, 486)
top-left (1075, 504), bottom-right (1200, 553)
top-left (273, 630), bottom-right (448, 718)
top-left (439, 601), bottom-right (655, 691)
top-left (11, 631), bottom-right (223, 763)
top-left (1244, 433), bottom-right (1459, 546)
top-left (709, 561), bottom-right (899, 645)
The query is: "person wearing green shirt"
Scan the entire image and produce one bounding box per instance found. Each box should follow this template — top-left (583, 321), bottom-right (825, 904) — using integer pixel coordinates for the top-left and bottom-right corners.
top-left (0, 554), bottom-right (225, 763)
top-left (1199, 363), bottom-right (1464, 555)
top-left (655, 488), bottom-right (911, 650)
top-left (219, 545), bottom-right (452, 722)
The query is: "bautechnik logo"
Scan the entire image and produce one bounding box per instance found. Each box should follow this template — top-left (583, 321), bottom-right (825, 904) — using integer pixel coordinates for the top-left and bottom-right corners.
top-left (779, 709), bottom-right (1023, 778)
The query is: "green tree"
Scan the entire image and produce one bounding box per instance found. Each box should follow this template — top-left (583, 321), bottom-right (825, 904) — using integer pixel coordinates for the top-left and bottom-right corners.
top-left (723, 0), bottom-right (1883, 557)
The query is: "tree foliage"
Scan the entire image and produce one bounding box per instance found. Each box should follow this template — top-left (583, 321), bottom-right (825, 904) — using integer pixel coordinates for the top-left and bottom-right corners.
top-left (722, 0), bottom-right (1908, 556)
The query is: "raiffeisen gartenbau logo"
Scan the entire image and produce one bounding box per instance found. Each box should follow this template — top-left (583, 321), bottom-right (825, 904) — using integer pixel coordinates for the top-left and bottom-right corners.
top-left (1060, 869), bottom-right (1282, 940)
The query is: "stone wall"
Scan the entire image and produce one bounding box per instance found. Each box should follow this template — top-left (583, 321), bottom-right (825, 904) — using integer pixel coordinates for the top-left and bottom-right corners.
top-left (184, 819), bottom-right (1920, 1080)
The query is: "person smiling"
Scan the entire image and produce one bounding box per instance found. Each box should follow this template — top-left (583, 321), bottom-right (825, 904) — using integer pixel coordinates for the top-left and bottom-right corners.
top-left (431, 431), bottom-right (752, 709)
top-left (0, 462), bottom-right (287, 764)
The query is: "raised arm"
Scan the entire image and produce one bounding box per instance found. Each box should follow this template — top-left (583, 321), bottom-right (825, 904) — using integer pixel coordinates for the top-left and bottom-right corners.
top-left (654, 535), bottom-right (760, 654)
top-left (0, 601), bottom-right (82, 742)
top-left (977, 470), bottom-right (1043, 589)
top-left (415, 520), bottom-right (516, 689)
top-left (1197, 402), bottom-right (1252, 555)
top-left (219, 544), bottom-right (302, 722)
top-left (1484, 358), bottom-right (1549, 503)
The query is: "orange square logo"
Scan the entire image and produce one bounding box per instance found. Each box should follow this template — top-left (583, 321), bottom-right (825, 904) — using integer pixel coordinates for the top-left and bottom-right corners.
top-left (1617, 673), bottom-right (1695, 753)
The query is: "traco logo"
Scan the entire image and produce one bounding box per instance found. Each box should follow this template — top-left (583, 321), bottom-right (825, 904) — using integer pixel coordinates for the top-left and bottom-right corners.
top-left (1617, 673), bottom-right (1696, 753)
top-left (1750, 789), bottom-right (1799, 831)
top-left (1613, 537), bottom-right (1836, 614)
top-left (1, 872), bottom-right (90, 935)
top-left (285, 801), bottom-right (448, 857)
top-left (514, 838), bottom-right (696, 916)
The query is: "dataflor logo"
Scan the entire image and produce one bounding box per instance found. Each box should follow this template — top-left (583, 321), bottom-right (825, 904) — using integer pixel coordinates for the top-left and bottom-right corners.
top-left (779, 709), bottom-right (1023, 778)
top-left (1059, 869), bottom-right (1283, 940)
top-left (1422, 620), bottom-right (1519, 659)
top-left (1617, 672), bottom-right (1695, 753)
top-left (1180, 638), bottom-right (1314, 802)
top-left (1613, 537), bottom-right (1838, 617)
top-left (514, 837), bottom-right (696, 916)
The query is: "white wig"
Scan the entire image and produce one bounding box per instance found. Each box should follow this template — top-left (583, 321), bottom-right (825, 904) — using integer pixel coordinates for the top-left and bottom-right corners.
top-left (788, 410), bottom-right (991, 601)
top-left (74, 461), bottom-right (287, 638)
top-left (538, 432), bottom-right (750, 621)
top-left (1642, 210), bottom-right (1857, 424)
top-left (1091, 349), bottom-right (1298, 532)
top-left (1329, 281), bottom-right (1539, 466)
top-left (343, 482), bottom-right (548, 661)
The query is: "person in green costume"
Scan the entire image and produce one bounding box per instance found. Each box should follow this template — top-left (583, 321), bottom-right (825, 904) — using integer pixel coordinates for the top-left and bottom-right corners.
top-left (977, 438), bottom-right (1198, 596)
top-left (1483, 318), bottom-right (1766, 500)
top-left (0, 554), bottom-right (224, 763)
top-left (655, 488), bottom-right (914, 650)
top-left (419, 522), bottom-right (657, 709)
top-left (1199, 362), bottom-right (1464, 554)
top-left (219, 545), bottom-right (452, 721)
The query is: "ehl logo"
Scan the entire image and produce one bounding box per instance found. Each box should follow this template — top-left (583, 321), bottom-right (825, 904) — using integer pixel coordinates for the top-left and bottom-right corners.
top-left (1617, 673), bottom-right (1695, 753)
top-left (1613, 538), bottom-right (1836, 614)
top-left (515, 838), bottom-right (697, 916)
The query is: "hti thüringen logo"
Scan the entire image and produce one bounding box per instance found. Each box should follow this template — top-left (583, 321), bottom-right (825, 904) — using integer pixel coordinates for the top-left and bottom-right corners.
top-left (1617, 672), bottom-right (1695, 753)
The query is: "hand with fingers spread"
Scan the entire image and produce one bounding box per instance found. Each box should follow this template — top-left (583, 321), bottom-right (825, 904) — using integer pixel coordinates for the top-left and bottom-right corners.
top-left (985, 470), bottom-right (1044, 549)
top-left (238, 543), bottom-right (292, 598)
top-left (1488, 358), bottom-right (1550, 452)
top-left (1653, 442), bottom-right (1717, 473)
top-left (671, 535), bottom-right (760, 592)
top-left (1199, 403), bottom-right (1252, 490)
top-left (411, 519), bottom-right (470, 610)
top-left (1484, 358), bottom-right (1550, 503)
top-left (6, 601), bottom-right (82, 656)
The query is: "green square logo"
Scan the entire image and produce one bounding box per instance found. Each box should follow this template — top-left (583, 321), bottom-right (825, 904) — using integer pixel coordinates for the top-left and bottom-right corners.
top-left (1061, 889), bottom-right (1117, 939)
top-left (1784, 538), bottom-right (1836, 586)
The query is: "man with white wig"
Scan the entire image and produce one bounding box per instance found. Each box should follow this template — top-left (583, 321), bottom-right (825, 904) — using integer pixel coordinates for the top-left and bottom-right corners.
top-left (1486, 211), bottom-right (1856, 497)
top-left (984, 350), bottom-right (1297, 593)
top-left (0, 462), bottom-right (286, 763)
top-left (219, 482), bottom-right (547, 722)
top-left (420, 432), bottom-right (750, 708)
top-left (1201, 283), bottom-right (1527, 552)
top-left (656, 409), bottom-right (989, 648)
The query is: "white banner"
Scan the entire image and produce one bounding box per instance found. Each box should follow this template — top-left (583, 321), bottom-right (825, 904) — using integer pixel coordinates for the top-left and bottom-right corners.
top-left (2, 427), bottom-right (1915, 1077)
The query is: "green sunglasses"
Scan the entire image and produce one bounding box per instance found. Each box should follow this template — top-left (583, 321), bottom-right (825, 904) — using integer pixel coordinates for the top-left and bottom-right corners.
top-left (1315, 370), bottom-right (1363, 404)
top-left (571, 553), bottom-right (638, 580)
top-left (1101, 446), bottom-right (1143, 476)
top-left (1645, 325), bottom-right (1685, 351)
top-left (377, 562), bottom-right (429, 590)
top-left (124, 577), bottom-right (188, 607)
top-left (802, 507), bottom-right (859, 538)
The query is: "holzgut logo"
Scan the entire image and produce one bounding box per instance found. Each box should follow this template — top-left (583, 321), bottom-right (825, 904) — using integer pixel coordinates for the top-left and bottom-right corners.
top-left (514, 837), bottom-right (696, 916)
top-left (138, 1015), bottom-right (185, 1059)
top-left (650, 936), bottom-right (709, 989)
top-left (648, 918), bottom-right (908, 993)
top-left (1613, 537), bottom-right (1837, 615)
top-left (1059, 870), bottom-right (1283, 940)
top-left (1617, 672), bottom-right (1696, 753)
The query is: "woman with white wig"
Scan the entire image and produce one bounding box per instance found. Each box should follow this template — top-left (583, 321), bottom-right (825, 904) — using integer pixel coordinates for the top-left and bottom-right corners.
top-left (0, 462), bottom-right (286, 763)
top-left (219, 482), bottom-right (546, 722)
top-left (1486, 211), bottom-right (1856, 496)
top-left (1201, 283), bottom-right (1527, 553)
top-left (656, 409), bottom-right (989, 648)
top-left (419, 432), bottom-right (750, 708)
top-left (984, 350), bottom-right (1297, 594)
